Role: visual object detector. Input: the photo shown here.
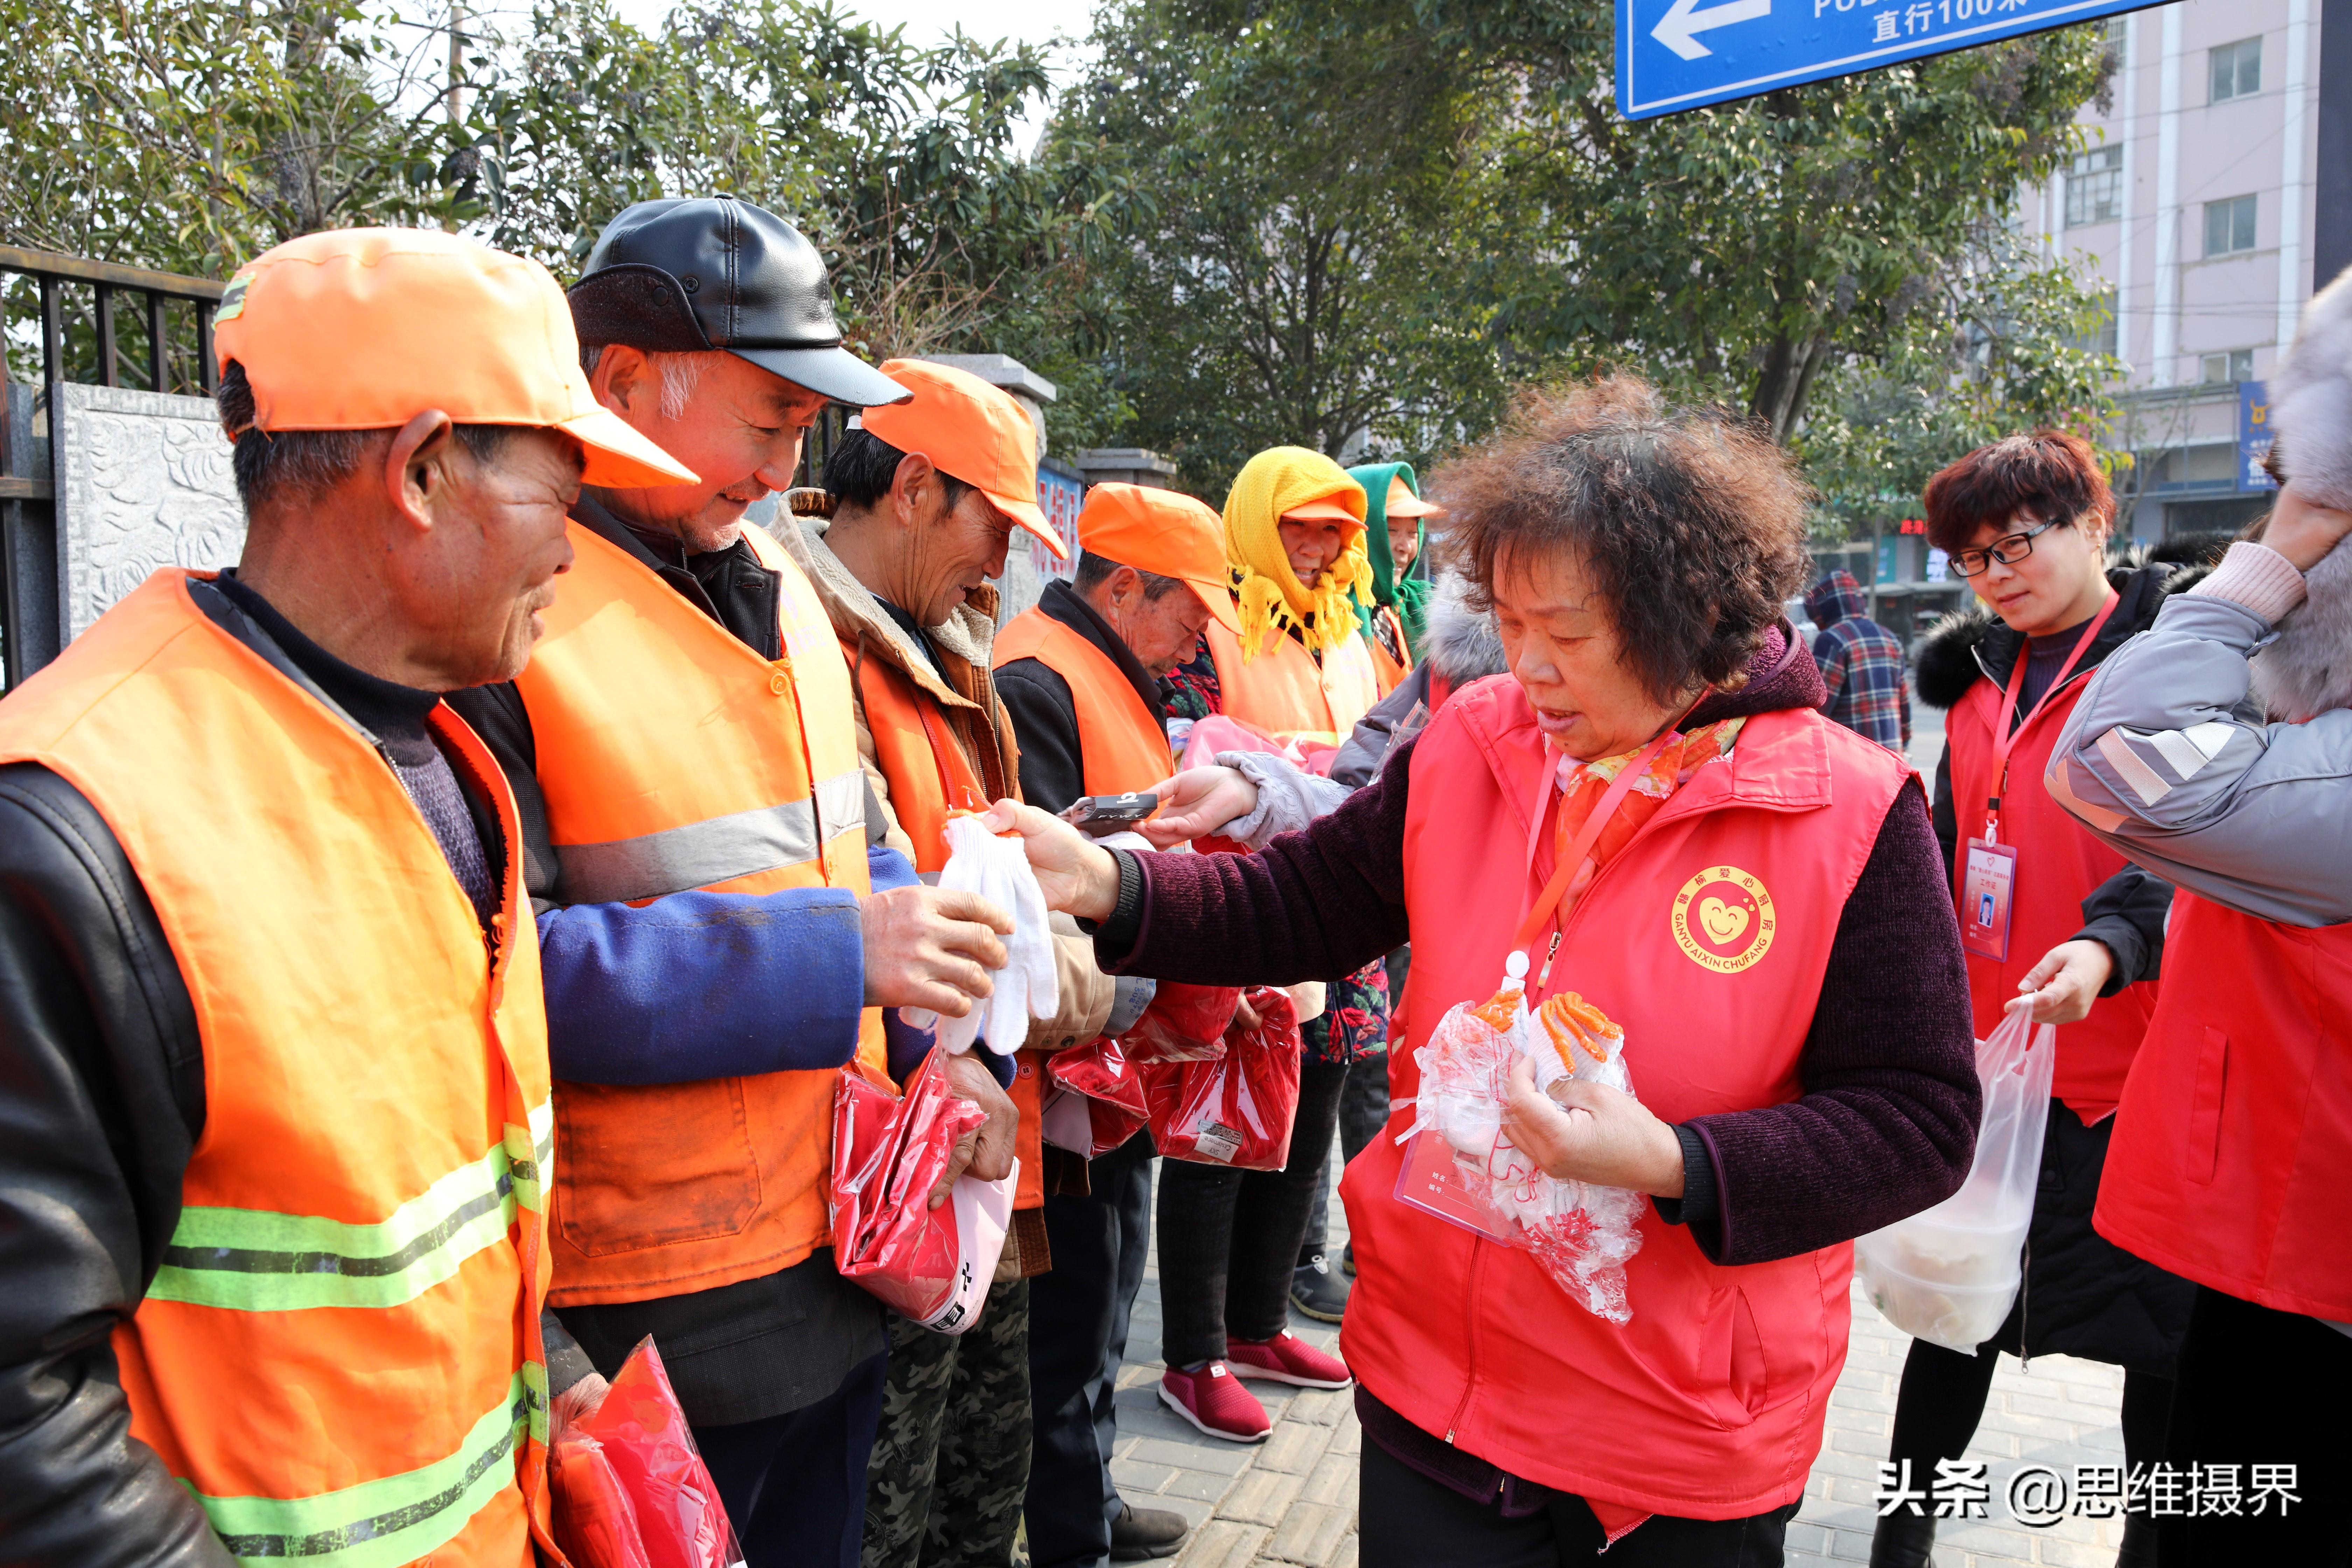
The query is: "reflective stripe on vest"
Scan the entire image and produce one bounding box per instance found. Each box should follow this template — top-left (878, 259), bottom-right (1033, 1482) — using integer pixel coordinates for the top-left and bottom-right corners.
top-left (1947, 674), bottom-right (2156, 1119)
top-left (1203, 617), bottom-right (1379, 747)
top-left (153, 1100), bottom-right (555, 1312)
top-left (2097, 891), bottom-right (2352, 1317)
top-left (0, 572), bottom-right (554, 1565)
top-left (1343, 684), bottom-right (1907, 1519)
top-left (516, 520), bottom-right (889, 1305)
top-left (993, 609), bottom-right (1176, 797)
top-left (197, 1370), bottom-right (535, 1568)
top-left (557, 771), bottom-right (870, 904)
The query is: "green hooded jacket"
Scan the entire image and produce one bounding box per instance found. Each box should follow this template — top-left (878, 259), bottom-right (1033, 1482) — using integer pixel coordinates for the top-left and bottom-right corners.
top-left (1350, 460), bottom-right (1433, 653)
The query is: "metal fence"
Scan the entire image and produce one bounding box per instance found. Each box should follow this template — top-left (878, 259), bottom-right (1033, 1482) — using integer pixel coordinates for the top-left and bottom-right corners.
top-left (1, 246), bottom-right (225, 686)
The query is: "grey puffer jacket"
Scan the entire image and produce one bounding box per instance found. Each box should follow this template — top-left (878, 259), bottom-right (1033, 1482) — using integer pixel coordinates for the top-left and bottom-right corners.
top-left (2049, 541), bottom-right (2352, 928)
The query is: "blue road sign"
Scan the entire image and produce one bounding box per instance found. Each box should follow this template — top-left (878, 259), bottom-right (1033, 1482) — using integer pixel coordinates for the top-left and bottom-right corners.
top-left (1618, 0), bottom-right (2160, 119)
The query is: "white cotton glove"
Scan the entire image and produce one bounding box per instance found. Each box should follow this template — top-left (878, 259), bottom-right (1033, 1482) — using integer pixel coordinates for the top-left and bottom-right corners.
top-left (906, 816), bottom-right (1058, 1055)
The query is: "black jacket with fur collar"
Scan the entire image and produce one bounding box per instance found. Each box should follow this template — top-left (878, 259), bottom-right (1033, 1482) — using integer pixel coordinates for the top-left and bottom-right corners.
top-left (1917, 562), bottom-right (2190, 994)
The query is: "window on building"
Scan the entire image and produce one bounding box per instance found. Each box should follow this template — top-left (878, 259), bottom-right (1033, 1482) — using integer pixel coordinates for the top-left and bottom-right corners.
top-left (2071, 291), bottom-right (2120, 357)
top-left (2210, 37), bottom-right (2261, 102)
top-left (2065, 145), bottom-right (2123, 226)
top-left (2204, 194), bottom-right (2258, 257)
top-left (2200, 349), bottom-right (2256, 384)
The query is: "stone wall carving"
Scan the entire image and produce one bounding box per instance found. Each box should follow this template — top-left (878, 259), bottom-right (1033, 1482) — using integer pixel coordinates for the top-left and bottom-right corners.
top-left (55, 383), bottom-right (244, 642)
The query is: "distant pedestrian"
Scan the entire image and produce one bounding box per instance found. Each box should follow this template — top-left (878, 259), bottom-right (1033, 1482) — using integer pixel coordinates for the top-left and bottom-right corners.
top-left (1805, 568), bottom-right (1911, 751)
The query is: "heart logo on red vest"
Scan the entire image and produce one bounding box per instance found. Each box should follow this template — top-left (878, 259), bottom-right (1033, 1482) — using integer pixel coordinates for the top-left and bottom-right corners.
top-left (1671, 866), bottom-right (1776, 974)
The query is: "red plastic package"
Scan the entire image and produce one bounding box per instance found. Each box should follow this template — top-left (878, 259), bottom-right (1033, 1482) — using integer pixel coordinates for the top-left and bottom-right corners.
top-left (550, 1337), bottom-right (742, 1568)
top-left (1042, 1037), bottom-right (1151, 1157)
top-left (830, 1049), bottom-right (1016, 1334)
top-left (1120, 981), bottom-right (1244, 1063)
top-left (1142, 986), bottom-right (1303, 1170)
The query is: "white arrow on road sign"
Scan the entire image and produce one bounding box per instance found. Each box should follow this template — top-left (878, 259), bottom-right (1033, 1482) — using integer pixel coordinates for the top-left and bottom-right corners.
top-left (1650, 0), bottom-right (1772, 59)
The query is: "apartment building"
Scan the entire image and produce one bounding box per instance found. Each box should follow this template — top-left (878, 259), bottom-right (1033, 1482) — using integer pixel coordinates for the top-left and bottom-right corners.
top-left (2015, 0), bottom-right (2322, 542)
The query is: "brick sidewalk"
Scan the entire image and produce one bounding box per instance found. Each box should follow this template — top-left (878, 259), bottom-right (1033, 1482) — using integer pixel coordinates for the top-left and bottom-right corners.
top-left (1105, 1154), bottom-right (2132, 1568)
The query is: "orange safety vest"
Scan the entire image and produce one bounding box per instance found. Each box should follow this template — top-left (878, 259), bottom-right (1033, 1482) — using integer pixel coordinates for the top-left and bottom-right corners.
top-left (1343, 678), bottom-right (1909, 1520)
top-left (1364, 603), bottom-right (1414, 698)
top-left (1947, 671), bottom-right (2158, 1121)
top-left (1204, 617), bottom-right (1380, 748)
top-left (0, 572), bottom-right (555, 1563)
top-left (993, 609), bottom-right (1177, 796)
top-left (517, 520), bottom-right (889, 1307)
top-left (845, 635), bottom-right (1049, 1213)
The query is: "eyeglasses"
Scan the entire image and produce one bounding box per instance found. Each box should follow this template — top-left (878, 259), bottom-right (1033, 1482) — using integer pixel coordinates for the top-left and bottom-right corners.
top-left (1949, 517), bottom-right (2065, 578)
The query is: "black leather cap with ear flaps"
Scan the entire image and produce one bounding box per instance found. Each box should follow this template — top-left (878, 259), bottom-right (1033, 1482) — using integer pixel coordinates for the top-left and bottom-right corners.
top-left (568, 195), bottom-right (911, 408)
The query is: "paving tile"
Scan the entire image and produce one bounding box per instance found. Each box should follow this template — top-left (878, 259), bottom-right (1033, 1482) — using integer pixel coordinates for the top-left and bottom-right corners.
top-left (1127, 1437), bottom-right (1258, 1475)
top-left (1173, 1519), bottom-right (1267, 1568)
top-left (1264, 1500), bottom-right (1354, 1566)
top-left (1254, 1420), bottom-right (1333, 1476)
top-left (1216, 1466), bottom-right (1304, 1526)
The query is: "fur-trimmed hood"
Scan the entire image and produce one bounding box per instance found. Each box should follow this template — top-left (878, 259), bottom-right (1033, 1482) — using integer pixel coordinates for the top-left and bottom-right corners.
top-left (1913, 562), bottom-right (2188, 711)
top-left (1421, 570), bottom-right (1507, 687)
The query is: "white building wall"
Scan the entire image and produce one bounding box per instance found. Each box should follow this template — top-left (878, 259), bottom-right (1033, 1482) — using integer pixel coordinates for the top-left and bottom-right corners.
top-left (2015, 0), bottom-right (2324, 541)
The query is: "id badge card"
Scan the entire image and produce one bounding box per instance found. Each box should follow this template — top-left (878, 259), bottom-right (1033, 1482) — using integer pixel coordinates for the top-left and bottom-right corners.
top-left (1393, 1130), bottom-right (1516, 1242)
top-left (1959, 838), bottom-right (2019, 963)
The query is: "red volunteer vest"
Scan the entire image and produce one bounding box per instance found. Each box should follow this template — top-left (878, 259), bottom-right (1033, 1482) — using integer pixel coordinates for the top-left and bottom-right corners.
top-left (1947, 672), bottom-right (2158, 1118)
top-left (1341, 677), bottom-right (1910, 1519)
top-left (2096, 891), bottom-right (2352, 1317)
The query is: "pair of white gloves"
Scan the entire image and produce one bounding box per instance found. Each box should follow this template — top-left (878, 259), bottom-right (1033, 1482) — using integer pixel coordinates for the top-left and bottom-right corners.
top-left (902, 815), bottom-right (1059, 1056)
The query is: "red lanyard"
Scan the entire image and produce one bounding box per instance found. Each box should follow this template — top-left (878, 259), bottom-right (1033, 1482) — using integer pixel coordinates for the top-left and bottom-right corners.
top-left (1982, 591), bottom-right (2119, 843)
top-left (1509, 723), bottom-right (1685, 977)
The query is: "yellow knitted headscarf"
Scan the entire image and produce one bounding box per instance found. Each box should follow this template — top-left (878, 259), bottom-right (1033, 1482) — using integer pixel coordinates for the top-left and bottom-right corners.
top-left (1221, 447), bottom-right (1373, 662)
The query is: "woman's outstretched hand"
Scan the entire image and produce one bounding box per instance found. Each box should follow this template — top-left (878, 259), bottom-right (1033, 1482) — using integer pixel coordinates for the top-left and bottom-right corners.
top-left (2006, 938), bottom-right (2113, 1024)
top-left (1499, 1053), bottom-right (1687, 1198)
top-left (979, 799), bottom-right (1124, 923)
top-left (1139, 765), bottom-right (1258, 847)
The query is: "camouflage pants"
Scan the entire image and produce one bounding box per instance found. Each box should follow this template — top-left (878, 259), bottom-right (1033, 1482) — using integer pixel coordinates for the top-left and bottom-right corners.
top-left (862, 1278), bottom-right (1032, 1568)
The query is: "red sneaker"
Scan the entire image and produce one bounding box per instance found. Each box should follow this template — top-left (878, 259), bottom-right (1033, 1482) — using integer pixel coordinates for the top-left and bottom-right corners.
top-left (1158, 1363), bottom-right (1271, 1443)
top-left (1226, 1331), bottom-right (1352, 1390)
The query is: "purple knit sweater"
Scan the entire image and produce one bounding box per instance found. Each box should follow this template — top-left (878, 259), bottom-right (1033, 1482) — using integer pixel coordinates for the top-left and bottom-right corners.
top-left (1097, 627), bottom-right (1980, 1267)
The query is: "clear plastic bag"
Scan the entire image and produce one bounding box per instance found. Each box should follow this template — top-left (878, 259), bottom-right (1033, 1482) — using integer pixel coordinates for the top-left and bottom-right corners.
top-left (830, 1049), bottom-right (1016, 1334)
top-left (549, 1337), bottom-right (744, 1568)
top-left (1856, 1007), bottom-right (2054, 1353)
top-left (1119, 981), bottom-right (1242, 1064)
top-left (1142, 986), bottom-right (1302, 1170)
top-left (901, 815), bottom-right (1057, 1057)
top-left (1398, 973), bottom-right (1646, 1323)
top-left (1042, 1037), bottom-right (1151, 1157)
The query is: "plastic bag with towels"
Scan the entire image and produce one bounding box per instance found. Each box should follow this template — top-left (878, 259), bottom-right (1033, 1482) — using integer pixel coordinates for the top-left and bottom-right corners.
top-left (1141, 985), bottom-right (1303, 1170)
top-left (1856, 1007), bottom-right (2054, 1353)
top-left (548, 1336), bottom-right (744, 1568)
top-left (830, 1048), bottom-right (1017, 1334)
top-left (1396, 964), bottom-right (1648, 1323)
top-left (900, 814), bottom-right (1058, 1057)
top-left (1041, 1036), bottom-right (1152, 1157)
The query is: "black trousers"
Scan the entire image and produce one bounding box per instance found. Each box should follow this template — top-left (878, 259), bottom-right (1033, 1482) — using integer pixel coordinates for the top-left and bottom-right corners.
top-left (1157, 1059), bottom-right (1350, 1366)
top-left (1023, 1131), bottom-right (1156, 1568)
top-left (1359, 1437), bottom-right (1796, 1567)
top-left (2156, 1284), bottom-right (2352, 1565)
top-left (694, 1349), bottom-right (889, 1568)
top-left (1885, 1302), bottom-right (2174, 1499)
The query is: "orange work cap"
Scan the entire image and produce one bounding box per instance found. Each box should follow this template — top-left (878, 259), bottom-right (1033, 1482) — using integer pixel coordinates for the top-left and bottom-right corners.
top-left (1384, 475), bottom-right (1444, 519)
top-left (212, 228), bottom-right (696, 489)
top-left (1075, 484), bottom-right (1241, 633)
top-left (1279, 496), bottom-right (1364, 525)
top-left (857, 359), bottom-right (1063, 559)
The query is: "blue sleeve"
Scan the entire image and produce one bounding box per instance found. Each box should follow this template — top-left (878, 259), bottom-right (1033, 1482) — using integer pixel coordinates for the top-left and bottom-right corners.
top-left (867, 842), bottom-right (920, 894)
top-left (536, 887), bottom-right (867, 1085)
